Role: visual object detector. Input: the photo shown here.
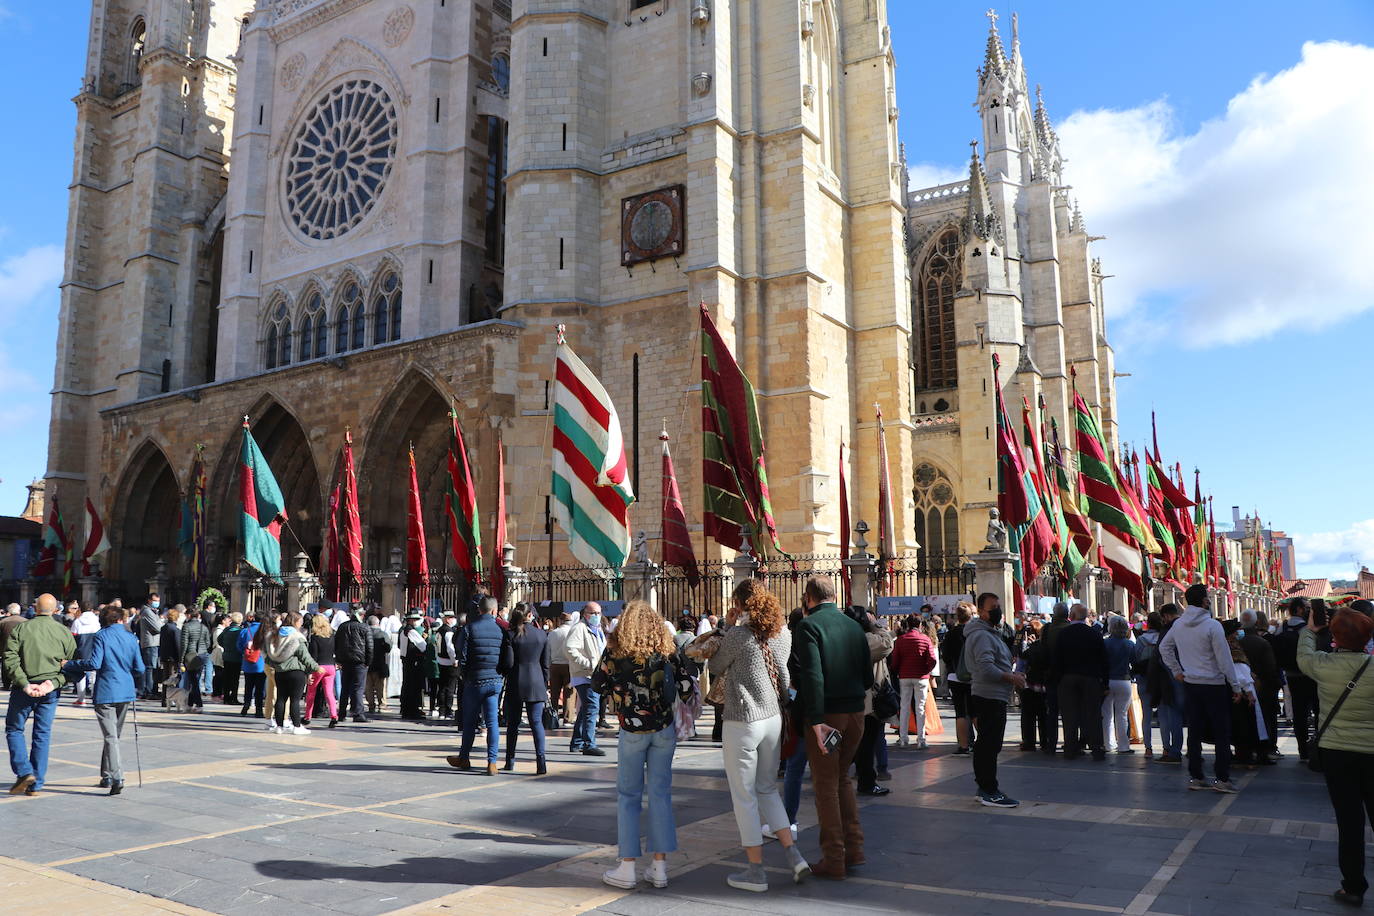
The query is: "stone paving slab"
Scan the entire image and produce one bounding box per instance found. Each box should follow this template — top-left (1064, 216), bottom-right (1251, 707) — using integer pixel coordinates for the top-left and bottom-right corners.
top-left (1, 693), bottom-right (1361, 915)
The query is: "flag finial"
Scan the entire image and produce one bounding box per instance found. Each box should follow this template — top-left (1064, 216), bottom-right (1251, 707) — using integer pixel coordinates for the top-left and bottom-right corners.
top-left (242, 415), bottom-right (250, 427)
top-left (555, 324), bottom-right (566, 345)
top-left (660, 419), bottom-right (669, 442)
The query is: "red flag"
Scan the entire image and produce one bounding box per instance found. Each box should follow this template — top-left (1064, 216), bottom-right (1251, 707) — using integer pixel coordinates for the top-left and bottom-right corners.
top-left (32, 497), bottom-right (68, 578)
top-left (491, 437), bottom-right (508, 601)
top-left (839, 441), bottom-right (852, 606)
top-left (407, 445), bottom-right (430, 608)
top-left (324, 479), bottom-right (342, 600)
top-left (444, 411), bottom-right (483, 580)
top-left (1206, 497), bottom-right (1219, 586)
top-left (875, 405), bottom-right (897, 579)
top-left (339, 430), bottom-right (363, 581)
top-left (82, 496), bottom-right (110, 575)
top-left (659, 427), bottom-right (700, 588)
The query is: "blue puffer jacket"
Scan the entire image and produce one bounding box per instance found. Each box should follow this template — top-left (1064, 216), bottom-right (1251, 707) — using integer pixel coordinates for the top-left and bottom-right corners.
top-left (456, 614), bottom-right (510, 682)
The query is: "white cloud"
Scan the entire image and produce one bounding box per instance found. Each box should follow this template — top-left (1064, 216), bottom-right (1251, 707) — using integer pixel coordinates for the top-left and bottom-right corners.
top-left (0, 243), bottom-right (62, 317)
top-left (905, 161), bottom-right (967, 191)
top-left (1293, 518), bottom-right (1374, 580)
top-left (1056, 41), bottom-right (1374, 347)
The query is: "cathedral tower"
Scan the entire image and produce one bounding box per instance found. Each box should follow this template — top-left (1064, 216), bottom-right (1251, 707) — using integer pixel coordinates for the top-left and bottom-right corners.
top-left (503, 0), bottom-right (916, 556)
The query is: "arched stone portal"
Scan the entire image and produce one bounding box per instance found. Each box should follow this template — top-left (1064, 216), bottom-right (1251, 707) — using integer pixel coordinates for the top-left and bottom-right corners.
top-left (209, 400), bottom-right (323, 574)
top-left (113, 441), bottom-right (181, 583)
top-left (358, 371), bottom-right (468, 573)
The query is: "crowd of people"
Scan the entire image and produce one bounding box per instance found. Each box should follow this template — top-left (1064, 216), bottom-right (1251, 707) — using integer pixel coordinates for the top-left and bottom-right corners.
top-left (4, 581), bottom-right (1373, 905)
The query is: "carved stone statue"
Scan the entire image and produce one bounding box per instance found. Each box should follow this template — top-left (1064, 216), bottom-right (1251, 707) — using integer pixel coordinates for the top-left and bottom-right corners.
top-left (984, 507), bottom-right (1007, 552)
top-left (634, 530), bottom-right (650, 565)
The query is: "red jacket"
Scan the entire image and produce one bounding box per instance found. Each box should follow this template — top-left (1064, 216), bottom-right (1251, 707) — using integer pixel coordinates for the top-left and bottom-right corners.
top-left (890, 630), bottom-right (936, 679)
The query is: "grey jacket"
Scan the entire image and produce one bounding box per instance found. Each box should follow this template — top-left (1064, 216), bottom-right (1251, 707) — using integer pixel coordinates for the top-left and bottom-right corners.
top-left (709, 624), bottom-right (791, 724)
top-left (961, 617), bottom-right (1013, 703)
top-left (135, 605), bottom-right (162, 649)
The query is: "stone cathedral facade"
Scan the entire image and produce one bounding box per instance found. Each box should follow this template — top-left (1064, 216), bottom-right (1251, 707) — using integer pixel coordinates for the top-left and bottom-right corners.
top-left (903, 14), bottom-right (1119, 563)
top-left (48, 0), bottom-right (924, 586)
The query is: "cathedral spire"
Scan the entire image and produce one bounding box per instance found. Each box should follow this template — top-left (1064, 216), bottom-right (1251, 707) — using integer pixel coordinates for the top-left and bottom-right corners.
top-left (1034, 84), bottom-right (1054, 146)
top-left (980, 9), bottom-right (1008, 84)
top-left (965, 140), bottom-right (1001, 244)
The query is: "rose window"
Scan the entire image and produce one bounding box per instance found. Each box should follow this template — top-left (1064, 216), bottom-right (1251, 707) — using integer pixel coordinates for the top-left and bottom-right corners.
top-left (284, 79), bottom-right (398, 240)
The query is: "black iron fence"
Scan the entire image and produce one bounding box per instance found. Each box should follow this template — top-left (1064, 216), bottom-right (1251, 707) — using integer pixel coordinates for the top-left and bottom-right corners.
top-left (884, 552), bottom-right (974, 599)
top-left (1095, 570), bottom-right (1116, 615)
top-left (407, 571), bottom-right (472, 615)
top-left (658, 561), bottom-right (734, 619)
top-left (528, 564), bottom-right (626, 604)
top-left (321, 570), bottom-right (384, 606)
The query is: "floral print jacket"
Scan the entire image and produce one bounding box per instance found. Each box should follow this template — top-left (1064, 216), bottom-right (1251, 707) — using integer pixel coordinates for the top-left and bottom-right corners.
top-left (591, 650), bottom-right (695, 733)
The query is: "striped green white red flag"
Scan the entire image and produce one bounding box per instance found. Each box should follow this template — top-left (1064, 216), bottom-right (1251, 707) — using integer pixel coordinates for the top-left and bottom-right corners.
top-left (552, 328), bottom-right (635, 570)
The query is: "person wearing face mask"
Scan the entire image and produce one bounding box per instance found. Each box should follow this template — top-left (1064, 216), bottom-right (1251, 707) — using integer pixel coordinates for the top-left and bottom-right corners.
top-left (566, 601), bottom-right (608, 756)
top-left (958, 592), bottom-right (1025, 808)
top-left (133, 594), bottom-right (163, 699)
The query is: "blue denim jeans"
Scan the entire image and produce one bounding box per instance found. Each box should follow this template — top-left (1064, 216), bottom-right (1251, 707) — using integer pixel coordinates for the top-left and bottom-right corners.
top-left (6, 689), bottom-right (59, 790)
top-left (459, 678), bottom-right (502, 764)
top-left (200, 655), bottom-right (213, 695)
top-left (571, 683), bottom-right (600, 751)
top-left (617, 725), bottom-right (678, 858)
top-left (140, 646), bottom-right (159, 695)
top-left (782, 737), bottom-right (809, 825)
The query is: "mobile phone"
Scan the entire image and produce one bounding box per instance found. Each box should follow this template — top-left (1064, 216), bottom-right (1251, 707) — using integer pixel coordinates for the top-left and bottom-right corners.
top-left (822, 728), bottom-right (843, 751)
top-left (787, 687), bottom-right (797, 702)
top-left (1312, 599), bottom-right (1329, 629)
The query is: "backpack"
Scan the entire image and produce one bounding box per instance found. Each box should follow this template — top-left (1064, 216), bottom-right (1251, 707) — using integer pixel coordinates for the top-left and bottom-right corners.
top-left (1131, 634), bottom-right (1158, 677)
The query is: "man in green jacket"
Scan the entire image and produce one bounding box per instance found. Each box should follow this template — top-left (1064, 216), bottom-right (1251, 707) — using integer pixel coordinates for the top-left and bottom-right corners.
top-left (792, 575), bottom-right (872, 881)
top-left (5, 594), bottom-right (76, 796)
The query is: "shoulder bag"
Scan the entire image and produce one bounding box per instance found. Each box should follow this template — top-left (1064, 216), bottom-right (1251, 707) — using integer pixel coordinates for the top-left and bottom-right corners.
top-left (757, 633), bottom-right (795, 756)
top-left (1308, 656), bottom-right (1371, 774)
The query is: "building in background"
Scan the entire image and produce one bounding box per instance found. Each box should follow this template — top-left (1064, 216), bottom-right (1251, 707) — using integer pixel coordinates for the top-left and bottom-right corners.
top-left (46, 0), bottom-right (915, 587)
top-left (903, 12), bottom-right (1120, 559)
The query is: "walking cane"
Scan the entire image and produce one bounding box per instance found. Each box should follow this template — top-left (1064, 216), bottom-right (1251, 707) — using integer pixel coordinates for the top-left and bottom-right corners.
top-left (130, 698), bottom-right (144, 788)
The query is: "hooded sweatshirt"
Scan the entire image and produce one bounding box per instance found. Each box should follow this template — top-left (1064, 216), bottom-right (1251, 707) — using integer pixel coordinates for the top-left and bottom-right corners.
top-left (961, 616), bottom-right (1013, 703)
top-left (1158, 605), bottom-right (1238, 689)
top-left (264, 629), bottom-right (320, 674)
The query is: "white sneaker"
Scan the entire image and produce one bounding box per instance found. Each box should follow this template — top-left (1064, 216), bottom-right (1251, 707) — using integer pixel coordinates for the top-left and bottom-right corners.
top-left (761, 823), bottom-right (778, 842)
top-left (602, 860), bottom-right (637, 889)
top-left (291, 726), bottom-right (310, 736)
top-left (646, 859), bottom-right (669, 888)
top-left (265, 721), bottom-right (277, 731)
top-left (918, 738), bottom-right (929, 750)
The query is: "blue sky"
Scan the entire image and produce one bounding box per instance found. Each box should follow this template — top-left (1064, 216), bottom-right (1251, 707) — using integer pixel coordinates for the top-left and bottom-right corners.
top-left (0, 2), bottom-right (1370, 579)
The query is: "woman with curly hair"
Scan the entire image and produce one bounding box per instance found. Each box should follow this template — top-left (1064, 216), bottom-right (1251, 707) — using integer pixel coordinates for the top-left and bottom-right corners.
top-left (708, 579), bottom-right (810, 891)
top-left (591, 601), bottom-right (695, 890)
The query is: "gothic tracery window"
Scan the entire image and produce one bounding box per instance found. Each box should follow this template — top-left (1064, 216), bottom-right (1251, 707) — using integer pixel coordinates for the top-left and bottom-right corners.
top-left (299, 292), bottom-right (325, 360)
top-left (125, 18), bottom-right (146, 92)
top-left (336, 281), bottom-right (362, 353)
top-left (917, 228), bottom-right (961, 389)
top-left (912, 462), bottom-right (960, 559)
top-left (284, 80), bottom-right (398, 241)
top-left (265, 300), bottom-right (292, 370)
top-left (372, 269), bottom-right (402, 343)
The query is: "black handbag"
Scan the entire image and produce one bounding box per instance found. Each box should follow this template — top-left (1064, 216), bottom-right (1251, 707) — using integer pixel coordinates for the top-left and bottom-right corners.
top-left (1308, 656), bottom-right (1371, 774)
top-left (872, 677), bottom-right (900, 721)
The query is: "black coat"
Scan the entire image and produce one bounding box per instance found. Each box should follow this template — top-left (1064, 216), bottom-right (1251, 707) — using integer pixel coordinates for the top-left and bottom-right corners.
top-left (507, 626), bottom-right (550, 704)
top-left (1052, 622), bottom-right (1108, 688)
top-left (335, 618), bottom-right (373, 667)
top-left (159, 622), bottom-right (181, 663)
top-left (1239, 631), bottom-right (1279, 698)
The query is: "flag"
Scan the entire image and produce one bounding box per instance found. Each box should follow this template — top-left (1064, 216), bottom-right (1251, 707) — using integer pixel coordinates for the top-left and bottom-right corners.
top-left (1027, 399), bottom-right (1081, 587)
top-left (189, 452), bottom-right (207, 585)
top-left (1174, 464), bottom-right (1198, 575)
top-left (324, 477), bottom-right (342, 599)
top-left (700, 304), bottom-right (784, 556)
top-left (82, 496), bottom-right (110, 576)
top-left (1206, 498), bottom-right (1219, 586)
top-left (1072, 390), bottom-right (1145, 603)
top-left (839, 441), bottom-right (852, 606)
top-left (552, 328), bottom-right (635, 570)
top-left (444, 409), bottom-right (484, 580)
top-left (32, 497), bottom-right (66, 578)
top-left (1193, 473), bottom-right (1209, 583)
top-left (407, 445), bottom-right (430, 607)
top-left (491, 437), bottom-right (508, 601)
top-left (1050, 417), bottom-right (1094, 562)
top-left (993, 355), bottom-right (1054, 604)
top-left (239, 419), bottom-right (287, 578)
top-left (659, 427), bottom-right (700, 589)
top-left (875, 404), bottom-right (897, 579)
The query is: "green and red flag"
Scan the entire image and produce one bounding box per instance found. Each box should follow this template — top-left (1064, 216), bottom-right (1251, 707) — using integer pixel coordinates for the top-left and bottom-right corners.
top-left (445, 409), bottom-right (484, 581)
top-left (838, 440), bottom-right (852, 606)
top-left (239, 419), bottom-right (287, 578)
top-left (1050, 417), bottom-right (1094, 562)
top-left (1027, 398), bottom-right (1082, 587)
top-left (407, 445), bottom-right (430, 608)
top-left (552, 327), bottom-right (635, 571)
top-left (700, 303), bottom-right (784, 556)
top-left (324, 431), bottom-right (364, 599)
top-left (659, 426), bottom-right (700, 589)
top-left (993, 355), bottom-right (1054, 605)
top-left (1072, 390), bottom-right (1146, 603)
top-left (1192, 472), bottom-right (1209, 583)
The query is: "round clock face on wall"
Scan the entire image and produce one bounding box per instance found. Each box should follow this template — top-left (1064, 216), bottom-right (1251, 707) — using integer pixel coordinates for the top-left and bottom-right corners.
top-left (284, 79), bottom-right (398, 241)
top-left (621, 185), bottom-right (686, 266)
